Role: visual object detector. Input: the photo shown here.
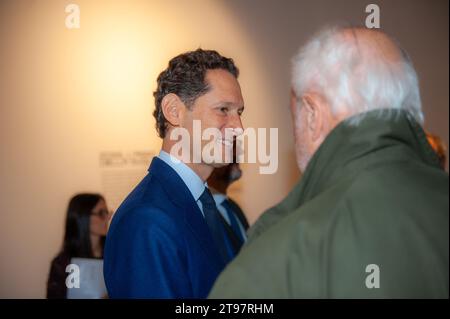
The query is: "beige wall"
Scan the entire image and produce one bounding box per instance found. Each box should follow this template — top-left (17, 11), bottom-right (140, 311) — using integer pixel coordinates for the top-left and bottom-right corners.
top-left (0, 0), bottom-right (447, 298)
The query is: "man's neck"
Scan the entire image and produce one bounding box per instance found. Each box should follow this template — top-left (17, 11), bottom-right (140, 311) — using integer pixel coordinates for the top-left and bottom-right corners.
top-left (161, 141), bottom-right (213, 182)
top-left (208, 182), bottom-right (228, 195)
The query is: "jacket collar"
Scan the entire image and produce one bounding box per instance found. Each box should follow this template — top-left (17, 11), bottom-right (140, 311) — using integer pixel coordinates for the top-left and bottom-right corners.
top-left (147, 157), bottom-right (225, 267)
top-left (249, 109), bottom-right (441, 241)
top-left (298, 109), bottom-right (440, 202)
top-left (157, 150), bottom-right (206, 202)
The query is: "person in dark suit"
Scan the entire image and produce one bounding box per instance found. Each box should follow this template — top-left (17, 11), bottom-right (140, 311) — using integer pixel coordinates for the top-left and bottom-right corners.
top-left (104, 49), bottom-right (245, 298)
top-left (207, 160), bottom-right (249, 255)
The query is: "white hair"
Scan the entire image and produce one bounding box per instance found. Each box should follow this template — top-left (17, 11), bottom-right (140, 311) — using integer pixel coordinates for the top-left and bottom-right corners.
top-left (291, 26), bottom-right (424, 125)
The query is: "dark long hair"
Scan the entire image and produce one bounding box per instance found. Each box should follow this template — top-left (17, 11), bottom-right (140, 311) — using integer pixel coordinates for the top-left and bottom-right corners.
top-left (62, 193), bottom-right (106, 258)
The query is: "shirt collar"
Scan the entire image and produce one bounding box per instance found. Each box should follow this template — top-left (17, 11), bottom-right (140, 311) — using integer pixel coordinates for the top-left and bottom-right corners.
top-left (158, 150), bottom-right (206, 201)
top-left (212, 193), bottom-right (227, 207)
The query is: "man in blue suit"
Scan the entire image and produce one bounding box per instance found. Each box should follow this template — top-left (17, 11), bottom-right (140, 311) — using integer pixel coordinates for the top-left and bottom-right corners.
top-left (104, 49), bottom-right (245, 298)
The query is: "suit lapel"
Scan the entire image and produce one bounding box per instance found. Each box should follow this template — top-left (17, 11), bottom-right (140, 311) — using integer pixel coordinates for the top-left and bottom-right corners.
top-left (148, 157), bottom-right (225, 268)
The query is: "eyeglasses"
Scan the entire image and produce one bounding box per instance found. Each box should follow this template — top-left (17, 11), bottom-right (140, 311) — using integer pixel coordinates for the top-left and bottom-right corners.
top-left (90, 209), bottom-right (111, 219)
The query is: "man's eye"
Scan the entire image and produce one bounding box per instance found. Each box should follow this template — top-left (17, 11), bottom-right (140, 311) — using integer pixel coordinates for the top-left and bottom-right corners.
top-left (238, 109), bottom-right (244, 116)
top-left (220, 107), bottom-right (229, 113)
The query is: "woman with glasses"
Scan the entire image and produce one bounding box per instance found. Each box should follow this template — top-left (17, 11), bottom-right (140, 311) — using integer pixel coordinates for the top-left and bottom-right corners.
top-left (47, 193), bottom-right (111, 298)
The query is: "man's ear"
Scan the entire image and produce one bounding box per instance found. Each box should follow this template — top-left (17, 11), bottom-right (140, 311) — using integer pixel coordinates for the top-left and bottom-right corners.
top-left (161, 93), bottom-right (185, 127)
top-left (290, 88), bottom-right (302, 119)
top-left (302, 93), bottom-right (325, 142)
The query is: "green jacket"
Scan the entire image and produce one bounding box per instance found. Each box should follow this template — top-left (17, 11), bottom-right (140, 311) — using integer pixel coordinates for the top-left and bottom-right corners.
top-left (209, 109), bottom-right (449, 298)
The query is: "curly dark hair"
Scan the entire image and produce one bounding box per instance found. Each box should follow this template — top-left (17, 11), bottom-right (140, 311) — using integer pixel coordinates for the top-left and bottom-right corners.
top-left (153, 48), bottom-right (239, 138)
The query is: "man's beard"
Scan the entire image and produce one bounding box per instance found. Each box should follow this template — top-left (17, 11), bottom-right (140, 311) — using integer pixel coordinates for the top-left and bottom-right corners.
top-left (228, 164), bottom-right (242, 183)
top-left (295, 141), bottom-right (311, 174)
top-left (294, 113), bottom-right (312, 173)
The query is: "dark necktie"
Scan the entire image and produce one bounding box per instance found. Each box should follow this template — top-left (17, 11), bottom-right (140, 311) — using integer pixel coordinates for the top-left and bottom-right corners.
top-left (221, 199), bottom-right (245, 246)
top-left (199, 188), bottom-right (234, 263)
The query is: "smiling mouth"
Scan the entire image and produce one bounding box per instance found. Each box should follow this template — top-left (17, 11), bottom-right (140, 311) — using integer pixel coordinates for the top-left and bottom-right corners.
top-left (217, 138), bottom-right (233, 147)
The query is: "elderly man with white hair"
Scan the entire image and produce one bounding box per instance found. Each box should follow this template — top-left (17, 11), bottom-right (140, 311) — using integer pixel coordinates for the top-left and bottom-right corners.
top-left (209, 26), bottom-right (448, 298)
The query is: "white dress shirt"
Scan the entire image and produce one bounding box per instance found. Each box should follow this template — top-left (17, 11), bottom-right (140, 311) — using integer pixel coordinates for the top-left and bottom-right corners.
top-left (158, 150), bottom-right (207, 217)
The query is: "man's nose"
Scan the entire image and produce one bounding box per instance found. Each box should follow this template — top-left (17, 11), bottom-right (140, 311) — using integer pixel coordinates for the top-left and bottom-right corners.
top-left (227, 113), bottom-right (244, 136)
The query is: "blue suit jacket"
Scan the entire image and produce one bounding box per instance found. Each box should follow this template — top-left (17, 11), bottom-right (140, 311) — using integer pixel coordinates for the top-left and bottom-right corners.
top-left (104, 157), bottom-right (227, 298)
